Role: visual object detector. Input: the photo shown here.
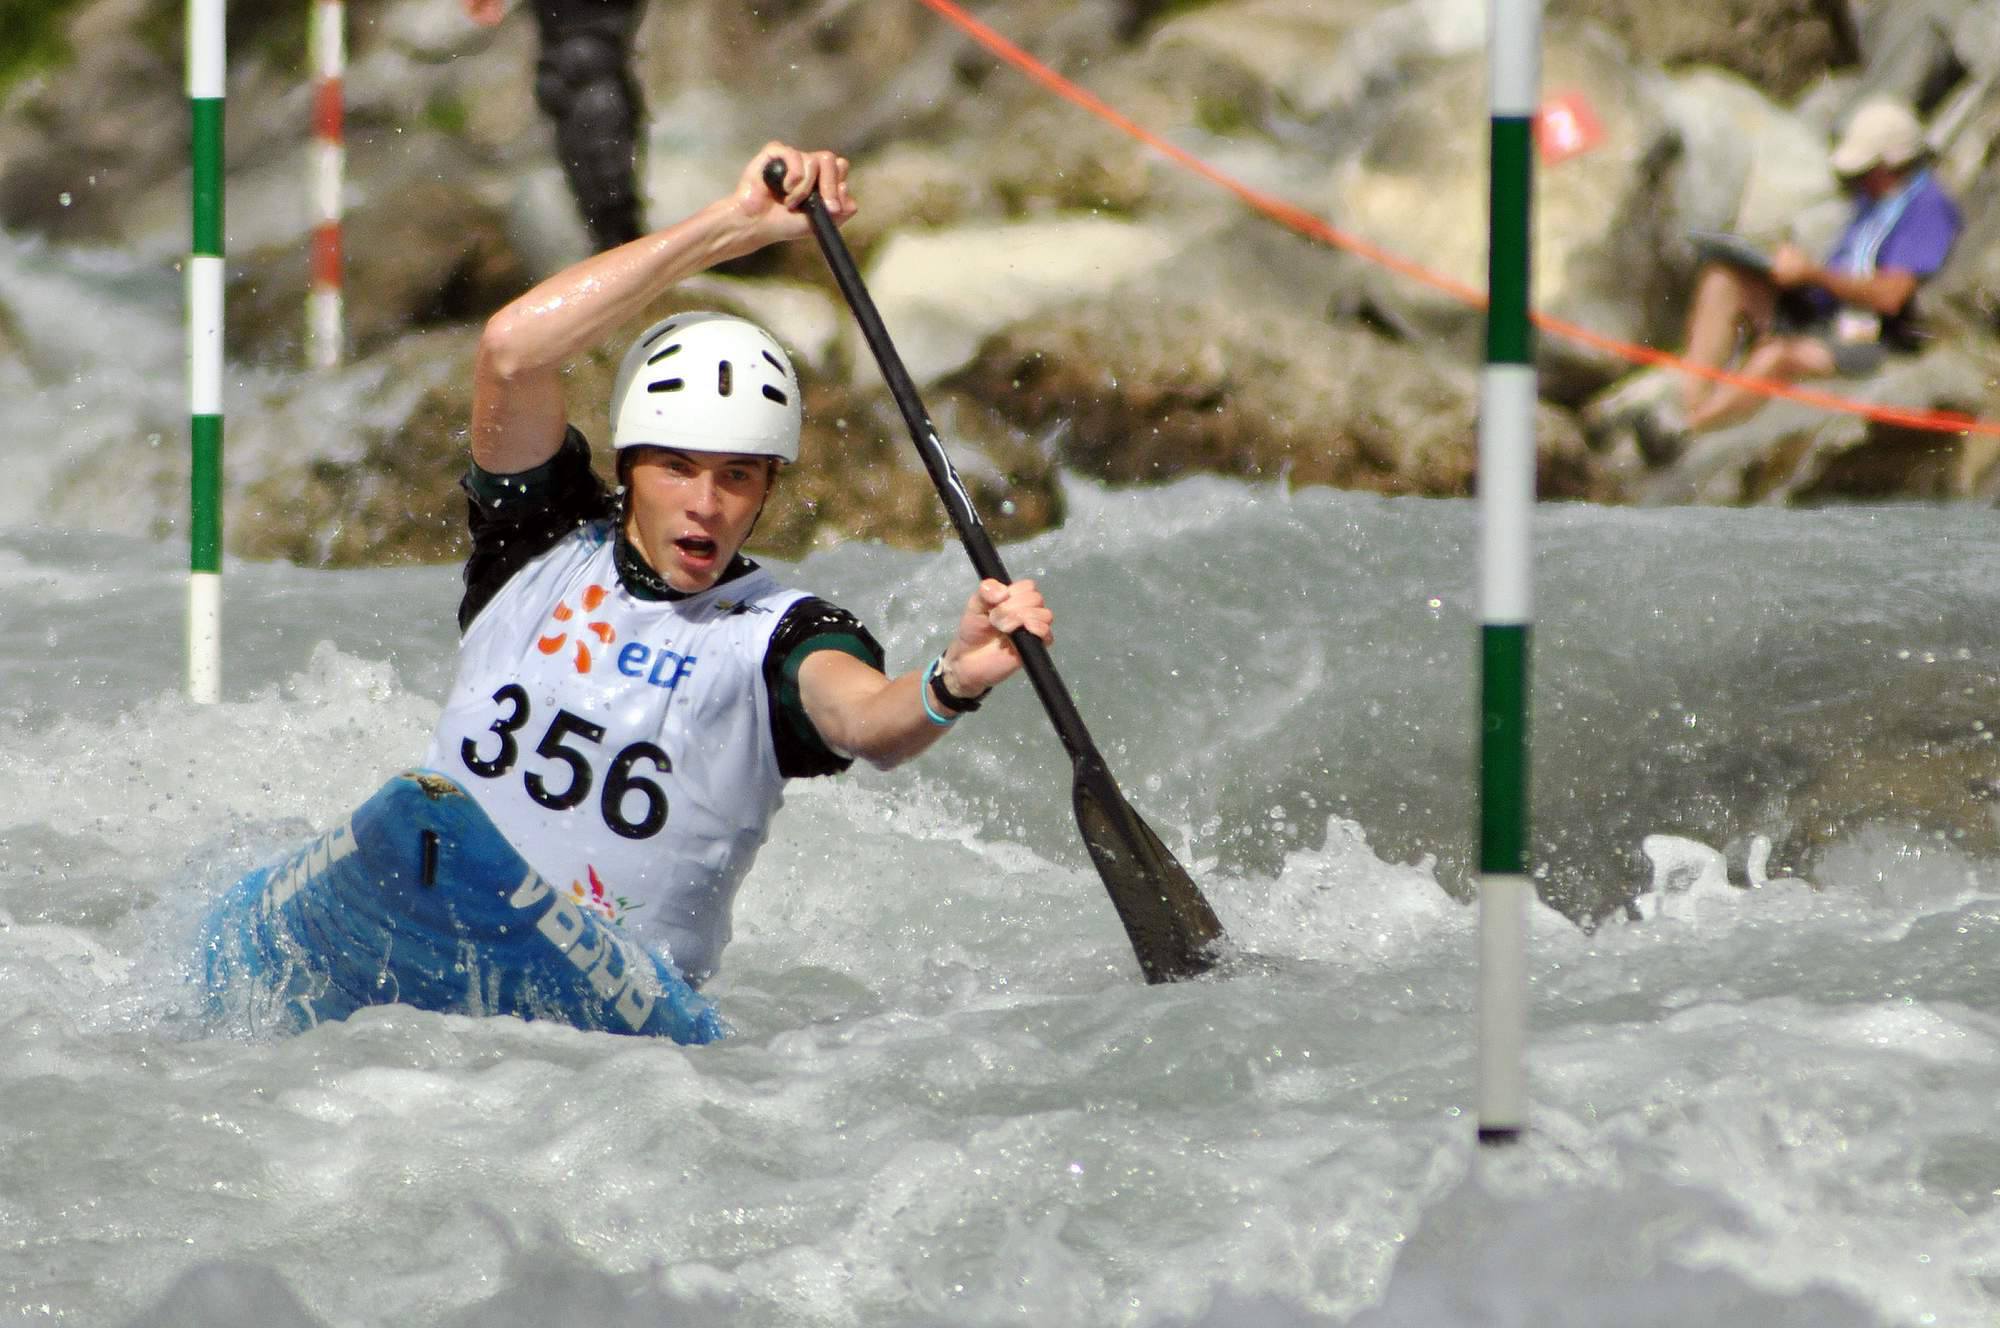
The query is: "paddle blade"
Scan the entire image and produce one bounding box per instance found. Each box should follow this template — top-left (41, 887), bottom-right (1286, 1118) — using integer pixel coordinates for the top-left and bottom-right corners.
top-left (1073, 760), bottom-right (1223, 984)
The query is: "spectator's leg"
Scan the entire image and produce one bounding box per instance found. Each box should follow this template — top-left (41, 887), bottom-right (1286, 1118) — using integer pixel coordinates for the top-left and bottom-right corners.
top-left (1685, 336), bottom-right (1835, 432)
top-left (1680, 262), bottom-right (1776, 416)
top-left (533, 0), bottom-right (646, 252)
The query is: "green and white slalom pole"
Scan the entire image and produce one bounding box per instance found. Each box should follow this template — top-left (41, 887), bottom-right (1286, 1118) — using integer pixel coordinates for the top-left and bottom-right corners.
top-left (187, 0), bottom-right (226, 703)
top-left (1477, 0), bottom-right (1540, 1147)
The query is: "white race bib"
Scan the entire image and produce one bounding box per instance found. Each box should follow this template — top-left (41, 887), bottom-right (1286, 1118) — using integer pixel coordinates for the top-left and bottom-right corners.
top-left (423, 523), bottom-right (810, 983)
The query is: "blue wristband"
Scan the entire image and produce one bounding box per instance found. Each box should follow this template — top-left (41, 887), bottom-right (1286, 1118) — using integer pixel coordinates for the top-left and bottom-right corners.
top-left (920, 656), bottom-right (958, 727)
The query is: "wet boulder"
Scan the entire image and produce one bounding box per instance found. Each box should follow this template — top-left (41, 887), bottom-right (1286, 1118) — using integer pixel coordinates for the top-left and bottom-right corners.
top-left (223, 148), bottom-right (531, 368)
top-left (1547, 0), bottom-right (1860, 102)
top-left (844, 214), bottom-right (1189, 389)
top-left (225, 295), bottom-right (1065, 568)
top-left (947, 287), bottom-right (1615, 500)
top-left (1609, 345), bottom-right (2000, 505)
top-left (1325, 21), bottom-right (1686, 405)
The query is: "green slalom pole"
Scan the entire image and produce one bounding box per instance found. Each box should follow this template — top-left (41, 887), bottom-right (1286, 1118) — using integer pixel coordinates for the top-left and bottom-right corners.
top-left (187, 0), bottom-right (225, 703)
top-left (1477, 0), bottom-right (1539, 1146)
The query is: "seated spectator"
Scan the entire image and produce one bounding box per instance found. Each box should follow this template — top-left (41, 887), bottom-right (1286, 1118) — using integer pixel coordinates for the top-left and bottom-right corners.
top-left (1641, 98), bottom-right (1963, 457)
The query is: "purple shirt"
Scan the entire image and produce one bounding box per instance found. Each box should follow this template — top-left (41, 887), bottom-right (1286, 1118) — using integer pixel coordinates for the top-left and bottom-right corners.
top-left (1799, 173), bottom-right (1962, 328)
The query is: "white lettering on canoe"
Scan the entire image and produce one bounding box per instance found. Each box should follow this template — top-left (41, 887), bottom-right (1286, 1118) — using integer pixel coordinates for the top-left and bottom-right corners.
top-left (507, 867), bottom-right (650, 1032)
top-left (614, 974), bottom-right (655, 1029)
top-left (263, 820), bottom-right (357, 917)
top-left (508, 870), bottom-right (549, 907)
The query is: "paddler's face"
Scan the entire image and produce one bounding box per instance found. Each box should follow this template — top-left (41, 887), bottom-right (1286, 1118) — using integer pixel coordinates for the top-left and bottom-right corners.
top-left (623, 448), bottom-right (776, 592)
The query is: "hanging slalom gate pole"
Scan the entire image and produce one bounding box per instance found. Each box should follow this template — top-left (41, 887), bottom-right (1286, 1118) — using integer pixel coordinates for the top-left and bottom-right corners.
top-left (308, 0), bottom-right (345, 368)
top-left (187, 0), bottom-right (226, 703)
top-left (1477, 0), bottom-right (1539, 1146)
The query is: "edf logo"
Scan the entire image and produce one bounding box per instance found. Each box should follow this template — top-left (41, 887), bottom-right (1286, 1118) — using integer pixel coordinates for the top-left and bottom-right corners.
top-left (617, 642), bottom-right (698, 690)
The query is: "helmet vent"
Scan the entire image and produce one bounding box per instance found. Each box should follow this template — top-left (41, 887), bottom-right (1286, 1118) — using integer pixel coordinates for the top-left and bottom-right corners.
top-left (762, 385), bottom-right (788, 405)
top-left (717, 361), bottom-right (733, 396)
top-left (646, 378), bottom-right (685, 394)
top-left (762, 350), bottom-right (785, 371)
top-left (640, 323), bottom-right (677, 350)
top-left (645, 342), bottom-right (683, 365)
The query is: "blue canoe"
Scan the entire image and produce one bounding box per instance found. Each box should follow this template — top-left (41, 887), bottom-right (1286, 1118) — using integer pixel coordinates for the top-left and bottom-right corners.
top-left (198, 770), bottom-right (724, 1044)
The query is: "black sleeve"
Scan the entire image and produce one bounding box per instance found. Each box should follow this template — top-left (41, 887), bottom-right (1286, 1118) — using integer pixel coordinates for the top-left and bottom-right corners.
top-left (458, 427), bottom-right (616, 631)
top-left (761, 597), bottom-right (888, 779)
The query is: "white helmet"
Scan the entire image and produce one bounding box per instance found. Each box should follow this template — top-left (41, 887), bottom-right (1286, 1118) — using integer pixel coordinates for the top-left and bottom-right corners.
top-left (609, 312), bottom-right (803, 462)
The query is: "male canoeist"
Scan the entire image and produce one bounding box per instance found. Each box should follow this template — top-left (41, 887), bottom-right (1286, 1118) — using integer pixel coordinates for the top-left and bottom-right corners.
top-left (427, 141), bottom-right (1054, 990)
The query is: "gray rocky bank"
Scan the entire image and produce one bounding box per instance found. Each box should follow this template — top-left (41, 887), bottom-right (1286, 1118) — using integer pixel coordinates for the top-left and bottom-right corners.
top-left (2, 0), bottom-right (1999, 564)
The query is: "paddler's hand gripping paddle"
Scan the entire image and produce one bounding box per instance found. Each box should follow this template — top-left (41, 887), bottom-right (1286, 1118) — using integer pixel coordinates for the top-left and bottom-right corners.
top-left (764, 157), bottom-right (1224, 983)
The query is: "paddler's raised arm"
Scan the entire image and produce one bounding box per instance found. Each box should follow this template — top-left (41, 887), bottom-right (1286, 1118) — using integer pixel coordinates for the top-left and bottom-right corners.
top-left (468, 142), bottom-right (855, 475)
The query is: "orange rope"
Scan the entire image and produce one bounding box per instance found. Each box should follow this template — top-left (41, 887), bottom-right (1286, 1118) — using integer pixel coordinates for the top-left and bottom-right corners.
top-left (913, 0), bottom-right (1998, 440)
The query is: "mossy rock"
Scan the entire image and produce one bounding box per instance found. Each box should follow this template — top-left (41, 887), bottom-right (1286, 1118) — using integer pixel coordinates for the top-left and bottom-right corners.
top-left (0, 0), bottom-right (90, 97)
top-left (231, 299), bottom-right (1064, 569)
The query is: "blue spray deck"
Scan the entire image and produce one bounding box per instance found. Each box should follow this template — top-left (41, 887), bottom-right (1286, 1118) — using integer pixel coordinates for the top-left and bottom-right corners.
top-left (199, 771), bottom-right (724, 1043)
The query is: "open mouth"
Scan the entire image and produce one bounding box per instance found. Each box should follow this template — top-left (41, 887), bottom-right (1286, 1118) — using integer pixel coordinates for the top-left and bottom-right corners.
top-left (674, 535), bottom-right (719, 561)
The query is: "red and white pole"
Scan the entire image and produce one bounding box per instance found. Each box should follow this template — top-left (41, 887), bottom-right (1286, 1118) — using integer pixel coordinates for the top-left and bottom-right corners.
top-left (307, 0), bottom-right (344, 368)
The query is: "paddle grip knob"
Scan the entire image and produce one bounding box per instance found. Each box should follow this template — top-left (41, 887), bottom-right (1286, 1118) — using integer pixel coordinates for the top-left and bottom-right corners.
top-left (761, 156), bottom-right (791, 201)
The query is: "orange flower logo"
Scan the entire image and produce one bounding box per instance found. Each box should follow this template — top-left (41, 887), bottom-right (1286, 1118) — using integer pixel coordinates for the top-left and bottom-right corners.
top-left (538, 584), bottom-right (615, 672)
top-left (570, 864), bottom-right (635, 922)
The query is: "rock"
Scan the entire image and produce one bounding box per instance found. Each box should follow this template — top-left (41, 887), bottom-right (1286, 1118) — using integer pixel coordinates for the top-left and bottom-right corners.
top-left (0, 0), bottom-right (184, 245)
top-left (1850, 0), bottom-right (1968, 115)
top-left (0, 289), bottom-right (46, 388)
top-left (227, 295), bottom-right (1064, 567)
top-left (224, 142), bottom-right (531, 367)
top-left (948, 291), bottom-right (1615, 500)
top-left (675, 274), bottom-right (846, 378)
top-left (8, 0), bottom-right (2000, 558)
top-left (1327, 21), bottom-right (1686, 403)
top-left (1140, 0), bottom-right (1405, 128)
top-left (1661, 68), bottom-right (1842, 246)
top-left (1929, 144), bottom-right (2000, 338)
top-left (849, 214), bottom-right (1189, 388)
top-left (231, 327), bottom-right (482, 567)
top-left (1548, 0), bottom-right (1856, 102)
top-left (833, 143), bottom-right (998, 259)
top-left (1784, 345), bottom-right (2000, 501)
top-left (372, 0), bottom-right (498, 63)
top-left (940, 55), bottom-right (1178, 223)
top-left (1953, 1), bottom-right (2000, 81)
top-left (756, 382), bottom-right (1066, 558)
top-left (1622, 344), bottom-right (2000, 504)
top-left (1778, 709), bottom-right (2000, 871)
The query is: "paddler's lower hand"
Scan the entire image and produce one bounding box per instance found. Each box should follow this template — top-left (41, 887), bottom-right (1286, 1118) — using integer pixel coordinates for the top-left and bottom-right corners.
top-left (938, 578), bottom-right (1052, 699)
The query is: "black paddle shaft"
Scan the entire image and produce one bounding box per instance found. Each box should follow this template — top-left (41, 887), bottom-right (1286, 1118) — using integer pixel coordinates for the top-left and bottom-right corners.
top-left (764, 158), bottom-right (1224, 982)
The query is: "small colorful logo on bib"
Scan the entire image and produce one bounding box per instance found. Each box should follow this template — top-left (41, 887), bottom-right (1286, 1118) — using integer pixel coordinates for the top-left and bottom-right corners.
top-left (538, 584), bottom-right (616, 672)
top-left (571, 863), bottom-right (637, 922)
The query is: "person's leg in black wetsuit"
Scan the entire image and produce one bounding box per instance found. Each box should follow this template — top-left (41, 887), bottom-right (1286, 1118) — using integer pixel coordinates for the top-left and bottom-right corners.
top-left (532, 0), bottom-right (646, 251)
